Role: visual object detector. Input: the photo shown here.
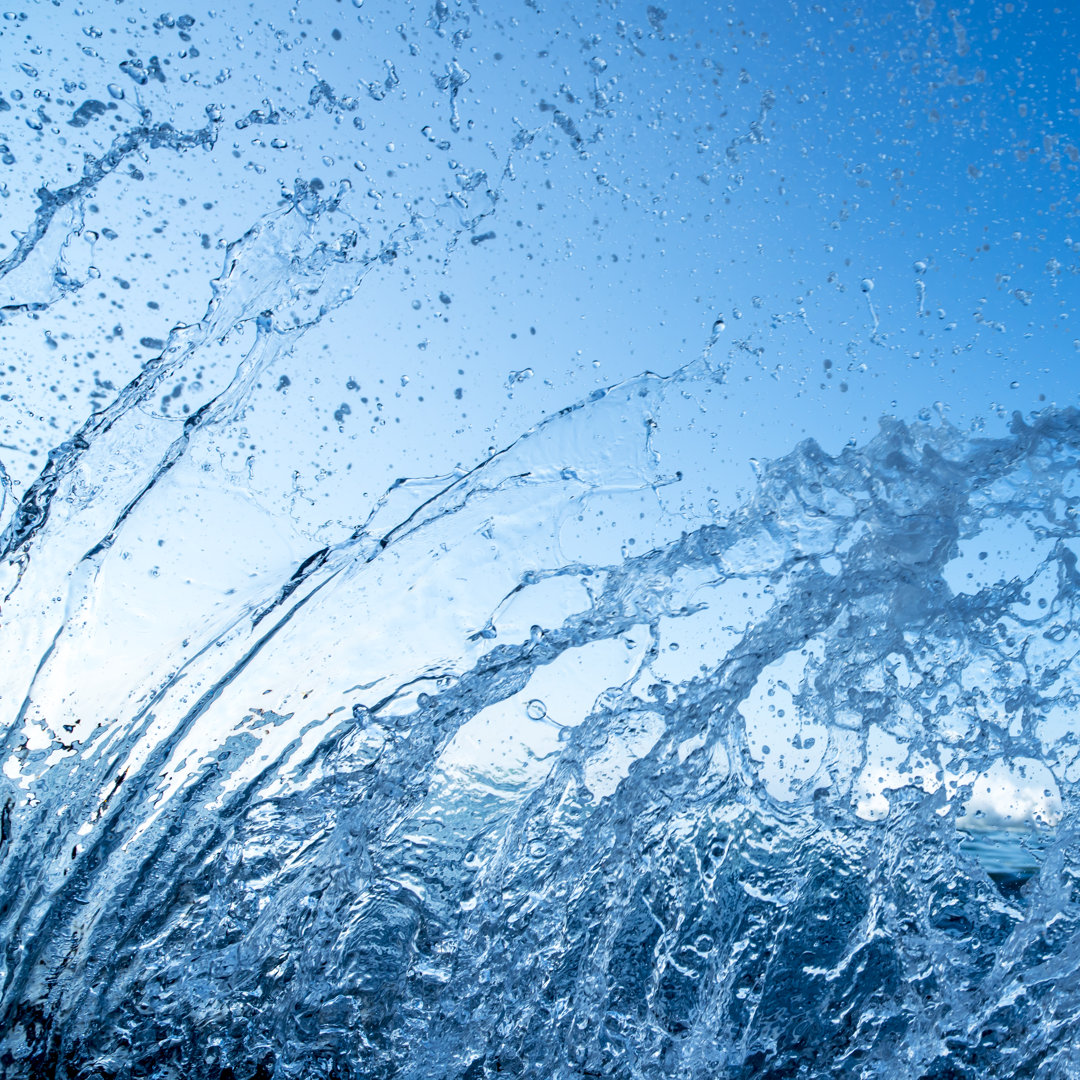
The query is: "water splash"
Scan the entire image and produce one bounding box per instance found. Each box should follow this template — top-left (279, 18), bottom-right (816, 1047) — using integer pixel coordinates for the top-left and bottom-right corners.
top-left (0, 113), bottom-right (220, 318)
top-left (2, 351), bottom-right (1080, 1075)
top-left (1, 2), bottom-right (1077, 1077)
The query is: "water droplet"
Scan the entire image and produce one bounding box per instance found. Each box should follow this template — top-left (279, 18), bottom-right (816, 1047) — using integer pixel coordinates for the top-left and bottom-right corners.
top-left (589, 56), bottom-right (608, 74)
top-left (860, 277), bottom-right (874, 293)
top-left (526, 699), bottom-right (547, 720)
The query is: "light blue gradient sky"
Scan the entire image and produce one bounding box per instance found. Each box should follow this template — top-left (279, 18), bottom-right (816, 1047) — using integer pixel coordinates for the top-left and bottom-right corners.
top-left (0, 0), bottom-right (1076, 540)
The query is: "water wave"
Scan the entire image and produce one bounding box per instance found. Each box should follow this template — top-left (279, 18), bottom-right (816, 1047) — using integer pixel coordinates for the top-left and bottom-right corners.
top-left (2, 361), bottom-right (1079, 1078)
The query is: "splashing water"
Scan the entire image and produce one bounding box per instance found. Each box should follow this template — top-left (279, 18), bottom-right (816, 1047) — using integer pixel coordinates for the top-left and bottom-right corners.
top-left (1, 2), bottom-right (1079, 1078)
top-left (3, 332), bottom-right (1080, 1075)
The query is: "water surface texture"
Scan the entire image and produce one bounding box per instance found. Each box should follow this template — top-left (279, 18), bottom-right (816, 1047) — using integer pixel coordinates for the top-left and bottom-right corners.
top-left (1, 2), bottom-right (1079, 1078)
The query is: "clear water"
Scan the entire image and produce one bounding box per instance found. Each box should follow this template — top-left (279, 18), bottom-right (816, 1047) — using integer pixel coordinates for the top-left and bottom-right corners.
top-left (1, 2), bottom-right (1078, 1078)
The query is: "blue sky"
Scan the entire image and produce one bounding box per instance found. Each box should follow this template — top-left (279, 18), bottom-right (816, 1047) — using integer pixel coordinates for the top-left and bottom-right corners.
top-left (0, 0), bottom-right (1076, 541)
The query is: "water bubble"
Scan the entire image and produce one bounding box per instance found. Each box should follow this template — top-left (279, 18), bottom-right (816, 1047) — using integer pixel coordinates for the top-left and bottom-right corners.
top-left (860, 277), bottom-right (875, 293)
top-left (913, 260), bottom-right (927, 274)
top-left (526, 699), bottom-right (547, 720)
top-left (589, 56), bottom-right (608, 74)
